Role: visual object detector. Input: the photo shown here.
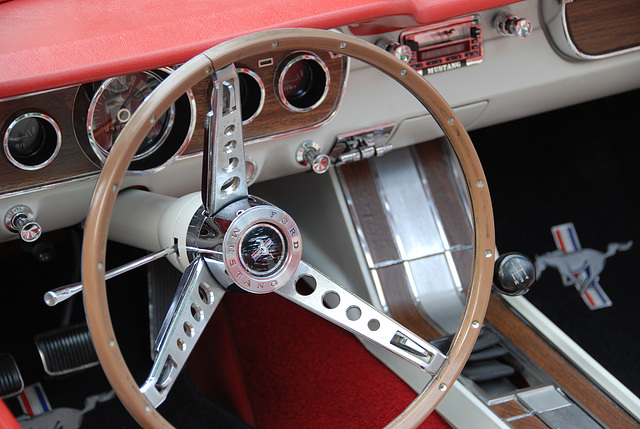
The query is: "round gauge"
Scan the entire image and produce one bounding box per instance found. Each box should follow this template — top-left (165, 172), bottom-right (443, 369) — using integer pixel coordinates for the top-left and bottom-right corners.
top-left (3, 113), bottom-right (62, 170)
top-left (7, 116), bottom-right (47, 157)
top-left (276, 53), bottom-right (330, 112)
top-left (281, 60), bottom-right (310, 99)
top-left (87, 71), bottom-right (175, 161)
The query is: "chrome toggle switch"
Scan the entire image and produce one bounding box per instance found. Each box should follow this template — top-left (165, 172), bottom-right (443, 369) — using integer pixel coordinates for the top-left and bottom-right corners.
top-left (5, 205), bottom-right (42, 243)
top-left (296, 141), bottom-right (331, 174)
top-left (494, 12), bottom-right (533, 39)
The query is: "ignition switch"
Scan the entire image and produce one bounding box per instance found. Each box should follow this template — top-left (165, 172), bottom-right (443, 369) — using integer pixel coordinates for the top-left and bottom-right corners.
top-left (296, 141), bottom-right (331, 174)
top-left (5, 205), bottom-right (42, 243)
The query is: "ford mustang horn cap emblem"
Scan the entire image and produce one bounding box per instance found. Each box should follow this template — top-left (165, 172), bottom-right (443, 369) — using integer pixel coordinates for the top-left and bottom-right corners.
top-left (240, 224), bottom-right (287, 277)
top-left (223, 205), bottom-right (302, 294)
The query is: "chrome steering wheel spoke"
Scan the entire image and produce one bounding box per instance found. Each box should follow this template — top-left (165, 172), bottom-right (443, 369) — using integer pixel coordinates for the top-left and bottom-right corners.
top-left (202, 64), bottom-right (248, 216)
top-left (276, 261), bottom-right (447, 375)
top-left (140, 256), bottom-right (225, 408)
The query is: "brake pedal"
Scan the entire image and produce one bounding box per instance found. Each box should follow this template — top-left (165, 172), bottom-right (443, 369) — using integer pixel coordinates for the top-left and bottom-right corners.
top-left (35, 324), bottom-right (99, 376)
top-left (0, 354), bottom-right (24, 398)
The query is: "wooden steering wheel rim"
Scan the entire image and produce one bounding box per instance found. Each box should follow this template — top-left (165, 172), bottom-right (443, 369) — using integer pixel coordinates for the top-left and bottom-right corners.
top-left (82, 28), bottom-right (495, 429)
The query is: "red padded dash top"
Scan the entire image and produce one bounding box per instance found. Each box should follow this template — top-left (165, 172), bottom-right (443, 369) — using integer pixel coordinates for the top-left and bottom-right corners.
top-left (0, 0), bottom-right (517, 98)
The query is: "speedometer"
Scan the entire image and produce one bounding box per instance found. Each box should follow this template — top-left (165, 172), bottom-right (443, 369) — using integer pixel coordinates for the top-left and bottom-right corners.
top-left (87, 70), bottom-right (175, 161)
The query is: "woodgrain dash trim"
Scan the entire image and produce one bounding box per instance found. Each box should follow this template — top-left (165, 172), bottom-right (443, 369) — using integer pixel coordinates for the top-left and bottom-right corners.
top-left (486, 296), bottom-right (639, 428)
top-left (566, 0), bottom-right (640, 56)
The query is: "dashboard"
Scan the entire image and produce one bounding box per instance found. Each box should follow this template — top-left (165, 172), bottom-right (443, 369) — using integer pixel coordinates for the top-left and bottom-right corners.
top-left (0, 50), bottom-right (348, 191)
top-left (1, 0), bottom-right (638, 246)
top-left (1, 0), bottom-right (640, 428)
top-left (1, 0), bottom-right (639, 247)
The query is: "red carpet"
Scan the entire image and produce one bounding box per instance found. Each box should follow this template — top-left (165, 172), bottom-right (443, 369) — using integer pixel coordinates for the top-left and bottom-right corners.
top-left (189, 292), bottom-right (450, 428)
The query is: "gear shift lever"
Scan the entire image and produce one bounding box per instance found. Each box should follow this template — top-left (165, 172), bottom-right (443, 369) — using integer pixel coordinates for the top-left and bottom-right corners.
top-left (493, 252), bottom-right (535, 296)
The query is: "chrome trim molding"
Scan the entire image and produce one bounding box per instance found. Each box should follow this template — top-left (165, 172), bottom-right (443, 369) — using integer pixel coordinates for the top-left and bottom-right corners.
top-left (87, 70), bottom-right (175, 163)
top-left (338, 146), bottom-right (472, 334)
top-left (237, 68), bottom-right (265, 125)
top-left (86, 67), bottom-right (197, 176)
top-left (276, 52), bottom-right (331, 113)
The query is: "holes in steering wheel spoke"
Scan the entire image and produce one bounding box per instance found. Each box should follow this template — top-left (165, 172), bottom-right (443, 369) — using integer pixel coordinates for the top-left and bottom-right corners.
top-left (177, 338), bottom-right (187, 352)
top-left (322, 291), bottom-right (340, 309)
top-left (198, 282), bottom-right (215, 305)
top-left (224, 140), bottom-right (237, 153)
top-left (295, 275), bottom-right (317, 296)
top-left (221, 176), bottom-right (240, 195)
top-left (184, 322), bottom-right (195, 337)
top-left (190, 303), bottom-right (204, 322)
top-left (368, 319), bottom-right (381, 331)
top-left (226, 157), bottom-right (239, 173)
top-left (346, 306), bottom-right (362, 321)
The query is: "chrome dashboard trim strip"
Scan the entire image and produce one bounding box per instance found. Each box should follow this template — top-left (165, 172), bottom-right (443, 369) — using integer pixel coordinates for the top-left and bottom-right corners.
top-left (0, 85), bottom-right (78, 103)
top-left (367, 147), bottom-right (468, 333)
top-left (0, 174), bottom-right (97, 200)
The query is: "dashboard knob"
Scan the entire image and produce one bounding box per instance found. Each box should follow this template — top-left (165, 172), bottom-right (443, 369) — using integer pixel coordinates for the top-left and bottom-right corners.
top-left (376, 39), bottom-right (412, 63)
top-left (5, 205), bottom-right (42, 243)
top-left (296, 141), bottom-right (331, 174)
top-left (494, 13), bottom-right (533, 39)
top-left (493, 252), bottom-right (535, 296)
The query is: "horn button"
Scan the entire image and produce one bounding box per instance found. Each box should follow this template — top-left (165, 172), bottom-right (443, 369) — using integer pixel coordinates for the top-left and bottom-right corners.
top-left (222, 205), bottom-right (302, 294)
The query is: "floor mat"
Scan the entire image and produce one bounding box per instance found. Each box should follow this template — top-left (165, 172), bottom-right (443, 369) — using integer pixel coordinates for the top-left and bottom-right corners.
top-left (190, 292), bottom-right (452, 429)
top-left (472, 88), bottom-right (640, 396)
top-left (1, 235), bottom-right (250, 428)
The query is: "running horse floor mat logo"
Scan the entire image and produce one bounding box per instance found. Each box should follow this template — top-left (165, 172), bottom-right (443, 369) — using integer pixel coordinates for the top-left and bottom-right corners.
top-left (17, 386), bottom-right (115, 429)
top-left (534, 223), bottom-right (633, 310)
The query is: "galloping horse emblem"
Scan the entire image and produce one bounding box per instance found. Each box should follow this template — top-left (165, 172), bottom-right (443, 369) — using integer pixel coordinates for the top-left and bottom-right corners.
top-left (534, 223), bottom-right (633, 310)
top-left (535, 241), bottom-right (633, 290)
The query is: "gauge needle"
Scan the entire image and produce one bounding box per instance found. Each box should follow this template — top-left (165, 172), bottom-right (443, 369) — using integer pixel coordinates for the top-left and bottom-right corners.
top-left (93, 118), bottom-right (118, 138)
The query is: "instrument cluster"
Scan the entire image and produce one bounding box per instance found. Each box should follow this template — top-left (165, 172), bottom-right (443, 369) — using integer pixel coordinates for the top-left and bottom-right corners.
top-left (0, 49), bottom-right (349, 195)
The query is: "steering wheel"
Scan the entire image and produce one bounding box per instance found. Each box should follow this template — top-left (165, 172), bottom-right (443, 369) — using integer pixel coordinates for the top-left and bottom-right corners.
top-left (82, 29), bottom-right (494, 428)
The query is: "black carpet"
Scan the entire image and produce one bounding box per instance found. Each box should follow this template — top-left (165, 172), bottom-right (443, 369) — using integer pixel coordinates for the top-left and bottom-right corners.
top-left (1, 231), bottom-right (250, 428)
top-left (472, 88), bottom-right (640, 396)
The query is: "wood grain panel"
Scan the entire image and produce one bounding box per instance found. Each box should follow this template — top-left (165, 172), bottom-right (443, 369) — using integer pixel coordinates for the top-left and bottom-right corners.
top-left (338, 161), bottom-right (400, 266)
top-left (238, 51), bottom-right (347, 141)
top-left (376, 263), bottom-right (442, 339)
top-left (508, 416), bottom-right (548, 429)
top-left (566, 0), bottom-right (640, 56)
top-left (0, 49), bottom-right (346, 196)
top-left (413, 141), bottom-right (473, 248)
top-left (489, 398), bottom-right (529, 420)
top-left (486, 296), bottom-right (639, 428)
top-left (0, 87), bottom-right (99, 195)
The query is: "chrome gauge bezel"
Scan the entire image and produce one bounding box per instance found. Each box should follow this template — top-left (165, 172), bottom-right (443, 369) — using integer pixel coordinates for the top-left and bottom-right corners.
top-left (80, 67), bottom-right (197, 174)
top-left (276, 52), bottom-right (331, 113)
top-left (86, 69), bottom-right (176, 164)
top-left (3, 112), bottom-right (62, 171)
top-left (237, 68), bottom-right (265, 124)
